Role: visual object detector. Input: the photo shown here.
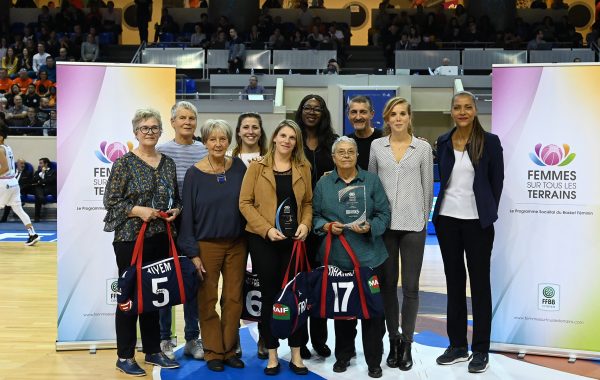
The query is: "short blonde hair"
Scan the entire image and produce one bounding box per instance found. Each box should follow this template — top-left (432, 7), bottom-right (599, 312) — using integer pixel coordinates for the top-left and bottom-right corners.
top-left (131, 108), bottom-right (162, 133)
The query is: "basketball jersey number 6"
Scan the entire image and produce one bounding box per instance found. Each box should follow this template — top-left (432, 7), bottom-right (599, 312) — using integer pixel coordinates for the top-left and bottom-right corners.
top-left (152, 277), bottom-right (170, 308)
top-left (332, 282), bottom-right (354, 313)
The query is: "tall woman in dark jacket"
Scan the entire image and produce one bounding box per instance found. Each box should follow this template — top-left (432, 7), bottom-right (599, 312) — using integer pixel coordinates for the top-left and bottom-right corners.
top-left (294, 94), bottom-right (338, 359)
top-left (432, 91), bottom-right (504, 374)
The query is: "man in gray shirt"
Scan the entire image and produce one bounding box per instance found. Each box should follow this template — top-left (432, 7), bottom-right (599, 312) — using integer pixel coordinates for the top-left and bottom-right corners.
top-left (156, 101), bottom-right (207, 360)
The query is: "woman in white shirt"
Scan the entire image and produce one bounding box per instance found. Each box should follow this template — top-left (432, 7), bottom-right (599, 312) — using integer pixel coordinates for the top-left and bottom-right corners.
top-left (368, 97), bottom-right (433, 372)
top-left (230, 112), bottom-right (267, 167)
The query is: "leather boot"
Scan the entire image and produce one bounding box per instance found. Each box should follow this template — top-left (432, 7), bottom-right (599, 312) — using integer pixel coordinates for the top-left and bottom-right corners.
top-left (386, 338), bottom-right (400, 368)
top-left (398, 341), bottom-right (413, 371)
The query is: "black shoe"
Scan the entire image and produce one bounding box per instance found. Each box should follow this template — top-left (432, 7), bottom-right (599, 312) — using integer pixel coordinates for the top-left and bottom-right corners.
top-left (468, 352), bottom-right (489, 373)
top-left (224, 356), bottom-right (245, 368)
top-left (206, 359), bottom-right (224, 372)
top-left (386, 338), bottom-right (400, 368)
top-left (144, 352), bottom-right (180, 368)
top-left (398, 341), bottom-right (413, 371)
top-left (257, 335), bottom-right (268, 360)
top-left (300, 345), bottom-right (312, 359)
top-left (368, 365), bottom-right (383, 378)
top-left (436, 346), bottom-right (470, 365)
top-left (115, 358), bottom-right (146, 376)
top-left (333, 359), bottom-right (350, 373)
top-left (263, 363), bottom-right (280, 376)
top-left (313, 344), bottom-right (331, 358)
top-left (289, 361), bottom-right (309, 375)
top-left (235, 334), bottom-right (242, 358)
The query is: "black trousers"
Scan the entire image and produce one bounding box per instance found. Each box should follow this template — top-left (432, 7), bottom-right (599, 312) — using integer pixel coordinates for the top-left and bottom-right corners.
top-left (334, 264), bottom-right (385, 368)
top-left (113, 232), bottom-right (169, 358)
top-left (304, 232), bottom-right (328, 349)
top-left (247, 232), bottom-right (308, 349)
top-left (436, 216), bottom-right (494, 353)
top-left (34, 185), bottom-right (55, 219)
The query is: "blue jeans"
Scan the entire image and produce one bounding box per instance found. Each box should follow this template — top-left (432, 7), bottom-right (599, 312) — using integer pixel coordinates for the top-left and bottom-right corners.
top-left (159, 297), bottom-right (200, 342)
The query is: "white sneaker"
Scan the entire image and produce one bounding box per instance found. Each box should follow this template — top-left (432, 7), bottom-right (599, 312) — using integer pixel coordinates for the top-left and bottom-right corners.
top-left (184, 338), bottom-right (204, 360)
top-left (160, 339), bottom-right (176, 360)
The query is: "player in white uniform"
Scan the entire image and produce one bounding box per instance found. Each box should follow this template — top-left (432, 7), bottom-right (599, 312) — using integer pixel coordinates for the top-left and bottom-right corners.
top-left (0, 125), bottom-right (40, 246)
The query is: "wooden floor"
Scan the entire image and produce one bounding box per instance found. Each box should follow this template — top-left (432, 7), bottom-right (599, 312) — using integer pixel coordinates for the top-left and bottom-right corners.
top-left (0, 241), bottom-right (187, 380)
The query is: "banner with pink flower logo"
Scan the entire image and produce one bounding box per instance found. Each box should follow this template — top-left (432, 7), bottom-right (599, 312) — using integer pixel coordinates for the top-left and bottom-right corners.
top-left (491, 63), bottom-right (600, 359)
top-left (56, 62), bottom-right (175, 349)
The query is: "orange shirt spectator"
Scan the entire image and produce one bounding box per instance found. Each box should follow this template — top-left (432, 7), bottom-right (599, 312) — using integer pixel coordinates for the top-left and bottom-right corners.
top-left (12, 69), bottom-right (33, 94)
top-left (0, 69), bottom-right (12, 93)
top-left (35, 72), bottom-right (53, 96)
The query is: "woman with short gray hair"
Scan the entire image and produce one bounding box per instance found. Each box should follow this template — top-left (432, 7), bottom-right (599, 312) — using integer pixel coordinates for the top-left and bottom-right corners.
top-left (178, 118), bottom-right (248, 372)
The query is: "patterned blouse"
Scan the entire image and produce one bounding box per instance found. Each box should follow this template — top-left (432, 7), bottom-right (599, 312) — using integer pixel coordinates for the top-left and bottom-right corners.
top-left (103, 151), bottom-right (181, 243)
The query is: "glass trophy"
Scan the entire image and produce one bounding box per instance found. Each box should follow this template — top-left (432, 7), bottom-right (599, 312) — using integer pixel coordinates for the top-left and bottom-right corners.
top-left (338, 185), bottom-right (367, 228)
top-left (152, 178), bottom-right (174, 212)
top-left (276, 197), bottom-right (298, 237)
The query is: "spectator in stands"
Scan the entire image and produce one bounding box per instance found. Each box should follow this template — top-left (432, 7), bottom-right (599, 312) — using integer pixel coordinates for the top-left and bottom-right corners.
top-left (328, 23), bottom-right (347, 62)
top-left (154, 7), bottom-right (179, 43)
top-left (190, 24), bottom-right (208, 47)
top-left (38, 5), bottom-right (54, 28)
top-left (39, 57), bottom-right (56, 82)
top-left (81, 34), bottom-right (100, 62)
top-left (23, 84), bottom-right (40, 109)
top-left (35, 71), bottom-right (53, 96)
top-left (307, 25), bottom-right (324, 49)
top-left (12, 35), bottom-right (25, 55)
top-left (418, 34), bottom-right (437, 50)
top-left (39, 26), bottom-right (52, 45)
top-left (22, 27), bottom-right (36, 46)
top-left (249, 24), bottom-right (266, 49)
top-left (46, 31), bottom-right (60, 57)
top-left (25, 107), bottom-right (43, 135)
top-left (396, 33), bottom-right (411, 50)
top-left (325, 58), bottom-right (339, 74)
top-left (5, 85), bottom-right (21, 107)
top-left (218, 16), bottom-right (232, 34)
top-left (407, 26), bottom-right (421, 49)
top-left (0, 38), bottom-right (7, 61)
top-left (33, 157), bottom-right (57, 222)
top-left (55, 48), bottom-right (70, 62)
top-left (13, 69), bottom-right (33, 94)
top-left (135, 0), bottom-right (153, 43)
top-left (503, 31), bottom-right (522, 49)
top-left (71, 24), bottom-right (85, 59)
top-left (20, 47), bottom-right (34, 74)
top-left (382, 24), bottom-right (401, 68)
top-left (86, 3), bottom-right (104, 32)
top-left (541, 16), bottom-right (556, 41)
top-left (527, 29), bottom-right (547, 50)
top-left (210, 30), bottom-right (227, 49)
top-left (298, 1), bottom-right (314, 29)
top-left (531, 0), bottom-right (548, 9)
top-left (0, 69), bottom-right (11, 94)
top-left (291, 30), bottom-right (309, 49)
top-left (59, 34), bottom-right (74, 58)
top-left (104, 1), bottom-right (123, 37)
top-left (244, 75), bottom-right (264, 96)
top-left (48, 86), bottom-right (57, 108)
top-left (1, 47), bottom-right (19, 76)
top-left (0, 97), bottom-right (7, 120)
top-left (38, 98), bottom-right (51, 123)
top-left (199, 13), bottom-right (215, 38)
top-left (1, 158), bottom-right (34, 223)
top-left (43, 109), bottom-right (57, 136)
top-left (228, 27), bottom-right (246, 74)
top-left (6, 95), bottom-right (28, 131)
top-left (268, 28), bottom-right (286, 49)
top-left (33, 43), bottom-right (50, 74)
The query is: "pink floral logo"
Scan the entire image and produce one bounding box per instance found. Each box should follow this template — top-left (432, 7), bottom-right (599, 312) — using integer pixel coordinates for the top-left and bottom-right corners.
top-left (529, 143), bottom-right (575, 167)
top-left (95, 141), bottom-right (133, 164)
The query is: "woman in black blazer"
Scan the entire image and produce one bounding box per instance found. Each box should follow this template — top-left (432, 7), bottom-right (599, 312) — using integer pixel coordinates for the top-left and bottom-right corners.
top-left (432, 91), bottom-right (504, 374)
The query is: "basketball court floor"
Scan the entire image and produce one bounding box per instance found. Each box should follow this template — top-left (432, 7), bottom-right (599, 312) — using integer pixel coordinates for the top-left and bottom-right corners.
top-left (1, 223), bottom-right (598, 380)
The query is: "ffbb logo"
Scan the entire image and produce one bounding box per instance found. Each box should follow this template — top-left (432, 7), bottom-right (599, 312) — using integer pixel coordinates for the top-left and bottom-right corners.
top-left (273, 303), bottom-right (290, 320)
top-left (538, 283), bottom-right (560, 311)
top-left (368, 275), bottom-right (380, 294)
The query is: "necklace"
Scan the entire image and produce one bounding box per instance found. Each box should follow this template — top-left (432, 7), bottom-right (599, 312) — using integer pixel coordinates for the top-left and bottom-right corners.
top-left (208, 156), bottom-right (227, 184)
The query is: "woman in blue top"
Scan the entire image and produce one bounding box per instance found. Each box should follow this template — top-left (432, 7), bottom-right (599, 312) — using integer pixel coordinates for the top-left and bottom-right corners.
top-left (368, 97), bottom-right (433, 372)
top-left (313, 136), bottom-right (391, 379)
top-left (433, 91), bottom-right (503, 374)
top-left (177, 119), bottom-right (248, 372)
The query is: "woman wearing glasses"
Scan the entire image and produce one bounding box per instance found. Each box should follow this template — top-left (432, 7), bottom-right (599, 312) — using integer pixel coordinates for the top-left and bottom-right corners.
top-left (368, 97), bottom-right (433, 372)
top-left (312, 136), bottom-right (391, 378)
top-left (294, 94), bottom-right (338, 359)
top-left (239, 120), bottom-right (312, 375)
top-left (104, 108), bottom-right (182, 376)
top-left (178, 119), bottom-right (248, 372)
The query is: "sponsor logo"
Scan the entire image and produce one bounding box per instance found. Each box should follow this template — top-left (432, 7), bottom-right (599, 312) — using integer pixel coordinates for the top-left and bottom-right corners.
top-left (106, 278), bottom-right (119, 305)
top-left (95, 141), bottom-right (133, 164)
top-left (273, 303), bottom-right (290, 320)
top-left (529, 143), bottom-right (575, 167)
top-left (538, 283), bottom-right (560, 311)
top-left (368, 275), bottom-right (380, 294)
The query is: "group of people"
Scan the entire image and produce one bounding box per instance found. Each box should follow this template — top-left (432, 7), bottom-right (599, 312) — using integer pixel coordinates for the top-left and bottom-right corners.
top-left (103, 91), bottom-right (503, 378)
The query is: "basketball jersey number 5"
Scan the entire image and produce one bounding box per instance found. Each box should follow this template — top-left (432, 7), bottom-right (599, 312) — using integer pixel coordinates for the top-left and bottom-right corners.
top-left (332, 282), bottom-right (354, 313)
top-left (152, 277), bottom-right (170, 308)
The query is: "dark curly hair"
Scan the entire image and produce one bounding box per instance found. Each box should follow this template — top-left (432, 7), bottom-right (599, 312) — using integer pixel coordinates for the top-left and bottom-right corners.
top-left (294, 94), bottom-right (336, 153)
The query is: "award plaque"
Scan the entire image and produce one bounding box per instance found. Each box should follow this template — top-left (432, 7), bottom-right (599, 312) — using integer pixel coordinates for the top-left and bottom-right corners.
top-left (338, 185), bottom-right (367, 227)
top-left (152, 178), bottom-right (174, 211)
top-left (276, 197), bottom-right (298, 237)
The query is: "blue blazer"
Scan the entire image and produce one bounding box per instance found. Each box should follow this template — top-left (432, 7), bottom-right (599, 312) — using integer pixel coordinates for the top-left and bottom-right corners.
top-left (432, 128), bottom-right (504, 228)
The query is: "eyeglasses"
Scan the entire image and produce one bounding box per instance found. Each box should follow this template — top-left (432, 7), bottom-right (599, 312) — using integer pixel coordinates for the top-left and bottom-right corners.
top-left (137, 126), bottom-right (162, 135)
top-left (302, 105), bottom-right (323, 114)
top-left (335, 150), bottom-right (357, 157)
